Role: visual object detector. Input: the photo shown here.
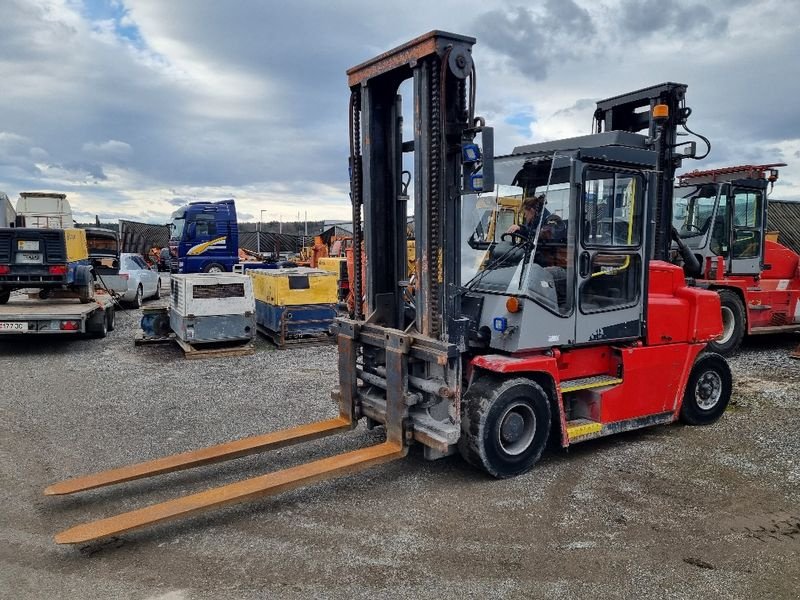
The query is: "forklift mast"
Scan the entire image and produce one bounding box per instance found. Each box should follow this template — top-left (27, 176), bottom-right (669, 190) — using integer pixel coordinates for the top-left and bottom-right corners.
top-left (347, 31), bottom-right (491, 341)
top-left (593, 83), bottom-right (691, 261)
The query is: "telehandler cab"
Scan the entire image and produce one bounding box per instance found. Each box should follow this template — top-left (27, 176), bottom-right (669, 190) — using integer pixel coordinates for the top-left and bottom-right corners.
top-left (47, 31), bottom-right (731, 545)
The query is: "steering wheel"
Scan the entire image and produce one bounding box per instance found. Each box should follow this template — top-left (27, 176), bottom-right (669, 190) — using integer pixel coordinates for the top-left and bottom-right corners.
top-left (683, 223), bottom-right (703, 232)
top-left (501, 231), bottom-right (528, 244)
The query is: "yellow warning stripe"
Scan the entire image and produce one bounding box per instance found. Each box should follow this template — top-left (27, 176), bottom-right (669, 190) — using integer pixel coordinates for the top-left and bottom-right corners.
top-left (566, 421), bottom-right (603, 438)
top-left (560, 378), bottom-right (623, 393)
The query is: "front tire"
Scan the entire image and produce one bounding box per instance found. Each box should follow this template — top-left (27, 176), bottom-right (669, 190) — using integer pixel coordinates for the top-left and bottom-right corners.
top-left (0, 290), bottom-right (9, 305)
top-left (106, 307), bottom-right (115, 332)
top-left (679, 352), bottom-right (732, 426)
top-left (707, 290), bottom-right (745, 355)
top-left (203, 263), bottom-right (225, 273)
top-left (459, 375), bottom-right (551, 478)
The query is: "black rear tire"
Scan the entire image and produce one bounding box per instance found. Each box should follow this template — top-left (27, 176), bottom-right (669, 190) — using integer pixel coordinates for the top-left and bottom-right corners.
top-left (0, 290), bottom-right (10, 305)
top-left (707, 290), bottom-right (745, 356)
top-left (106, 307), bottom-right (115, 332)
top-left (459, 375), bottom-right (551, 478)
top-left (132, 285), bottom-right (143, 308)
top-left (679, 352), bottom-right (732, 426)
top-left (38, 289), bottom-right (51, 300)
top-left (87, 310), bottom-right (108, 338)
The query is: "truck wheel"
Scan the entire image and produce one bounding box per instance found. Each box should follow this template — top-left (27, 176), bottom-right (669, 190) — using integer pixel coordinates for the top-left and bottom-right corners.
top-left (707, 290), bottom-right (745, 355)
top-left (87, 311), bottom-right (108, 338)
top-left (106, 307), bottom-right (115, 332)
top-left (203, 263), bottom-right (225, 273)
top-left (78, 283), bottom-right (95, 304)
top-left (0, 290), bottom-right (9, 305)
top-left (679, 352), bottom-right (732, 426)
top-left (458, 375), bottom-right (550, 479)
top-left (38, 289), bottom-right (51, 300)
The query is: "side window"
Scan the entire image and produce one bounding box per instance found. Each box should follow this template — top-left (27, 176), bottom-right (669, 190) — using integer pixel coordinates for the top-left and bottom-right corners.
top-left (731, 188), bottom-right (762, 259)
top-left (580, 169), bottom-right (644, 313)
top-left (193, 214), bottom-right (217, 237)
top-left (134, 256), bottom-right (149, 270)
top-left (583, 170), bottom-right (642, 247)
top-left (579, 254), bottom-right (642, 313)
top-left (709, 195), bottom-right (729, 257)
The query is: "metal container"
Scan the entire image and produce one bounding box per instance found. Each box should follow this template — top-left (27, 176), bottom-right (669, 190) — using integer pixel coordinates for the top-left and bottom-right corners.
top-left (169, 274), bottom-right (255, 344)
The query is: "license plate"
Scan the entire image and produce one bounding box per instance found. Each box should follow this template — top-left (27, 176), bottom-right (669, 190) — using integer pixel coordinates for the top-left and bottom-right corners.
top-left (15, 252), bottom-right (43, 264)
top-left (17, 240), bottom-right (39, 251)
top-left (0, 322), bottom-right (26, 331)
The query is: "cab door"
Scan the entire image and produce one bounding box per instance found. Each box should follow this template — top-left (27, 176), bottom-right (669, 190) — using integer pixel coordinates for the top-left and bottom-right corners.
top-left (574, 166), bottom-right (647, 344)
top-left (728, 186), bottom-right (765, 275)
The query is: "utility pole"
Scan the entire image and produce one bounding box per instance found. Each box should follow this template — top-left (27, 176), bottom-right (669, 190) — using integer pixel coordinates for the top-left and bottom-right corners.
top-left (259, 210), bottom-right (268, 255)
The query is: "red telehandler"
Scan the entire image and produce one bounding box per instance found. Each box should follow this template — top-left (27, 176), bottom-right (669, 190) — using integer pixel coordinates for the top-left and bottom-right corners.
top-left (671, 163), bottom-right (800, 354)
top-left (46, 32), bottom-right (730, 545)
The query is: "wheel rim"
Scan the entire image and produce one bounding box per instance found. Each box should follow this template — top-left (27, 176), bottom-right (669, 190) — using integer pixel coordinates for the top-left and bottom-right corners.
top-left (208, 266), bottom-right (223, 273)
top-left (496, 400), bottom-right (536, 456)
top-left (695, 370), bottom-right (723, 410)
top-left (716, 306), bottom-right (734, 344)
top-left (137, 288), bottom-right (143, 306)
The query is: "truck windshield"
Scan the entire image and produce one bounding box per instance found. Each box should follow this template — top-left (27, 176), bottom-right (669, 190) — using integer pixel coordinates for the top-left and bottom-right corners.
top-left (673, 184), bottom-right (719, 240)
top-left (171, 215), bottom-right (186, 241)
top-left (461, 156), bottom-right (571, 315)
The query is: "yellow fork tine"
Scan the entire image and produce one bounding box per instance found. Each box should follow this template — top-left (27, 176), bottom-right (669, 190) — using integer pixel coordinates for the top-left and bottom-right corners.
top-left (55, 441), bottom-right (404, 544)
top-left (45, 417), bottom-right (352, 496)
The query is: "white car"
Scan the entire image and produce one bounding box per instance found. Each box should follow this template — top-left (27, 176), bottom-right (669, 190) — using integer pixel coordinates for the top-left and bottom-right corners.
top-left (119, 253), bottom-right (161, 307)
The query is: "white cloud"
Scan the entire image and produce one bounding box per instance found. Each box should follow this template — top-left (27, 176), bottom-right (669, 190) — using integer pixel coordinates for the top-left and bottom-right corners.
top-left (0, 0), bottom-right (799, 229)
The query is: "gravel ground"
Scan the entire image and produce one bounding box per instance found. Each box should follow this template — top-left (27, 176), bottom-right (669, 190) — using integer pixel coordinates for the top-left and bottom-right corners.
top-left (1, 293), bottom-right (798, 599)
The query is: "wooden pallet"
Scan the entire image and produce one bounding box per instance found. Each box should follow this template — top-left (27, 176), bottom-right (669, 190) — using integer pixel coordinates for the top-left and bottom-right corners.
top-left (174, 336), bottom-right (255, 360)
top-left (256, 324), bottom-right (334, 350)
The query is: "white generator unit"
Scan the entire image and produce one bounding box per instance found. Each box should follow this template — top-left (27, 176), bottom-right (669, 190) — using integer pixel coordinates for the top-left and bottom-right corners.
top-left (169, 273), bottom-right (256, 344)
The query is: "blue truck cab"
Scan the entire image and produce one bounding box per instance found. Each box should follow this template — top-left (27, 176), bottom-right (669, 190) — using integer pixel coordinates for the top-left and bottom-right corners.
top-left (169, 199), bottom-right (239, 273)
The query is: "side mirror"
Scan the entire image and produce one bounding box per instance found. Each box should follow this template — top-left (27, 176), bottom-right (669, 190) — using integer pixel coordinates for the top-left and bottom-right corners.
top-left (186, 222), bottom-right (197, 239)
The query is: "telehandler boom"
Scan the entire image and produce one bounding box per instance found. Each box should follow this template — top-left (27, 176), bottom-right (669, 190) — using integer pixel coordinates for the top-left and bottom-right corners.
top-left (47, 31), bottom-right (731, 545)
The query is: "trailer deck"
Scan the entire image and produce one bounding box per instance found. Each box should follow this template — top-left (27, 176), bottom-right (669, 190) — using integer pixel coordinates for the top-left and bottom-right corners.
top-left (0, 293), bottom-right (115, 334)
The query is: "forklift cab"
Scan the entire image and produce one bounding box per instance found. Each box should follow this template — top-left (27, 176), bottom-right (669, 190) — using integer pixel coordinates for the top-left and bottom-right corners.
top-left (673, 177), bottom-right (768, 276)
top-left (463, 133), bottom-right (655, 353)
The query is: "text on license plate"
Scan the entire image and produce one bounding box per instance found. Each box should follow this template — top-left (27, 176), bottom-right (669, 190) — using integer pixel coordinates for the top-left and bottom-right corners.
top-left (0, 322), bottom-right (26, 331)
top-left (15, 253), bottom-right (42, 264)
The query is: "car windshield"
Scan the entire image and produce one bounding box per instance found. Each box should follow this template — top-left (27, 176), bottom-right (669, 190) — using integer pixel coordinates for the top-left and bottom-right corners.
top-left (461, 155), bottom-right (571, 314)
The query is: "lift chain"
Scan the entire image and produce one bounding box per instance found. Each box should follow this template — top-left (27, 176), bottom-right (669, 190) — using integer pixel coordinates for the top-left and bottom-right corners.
top-left (428, 55), bottom-right (442, 338)
top-left (349, 89), bottom-right (364, 320)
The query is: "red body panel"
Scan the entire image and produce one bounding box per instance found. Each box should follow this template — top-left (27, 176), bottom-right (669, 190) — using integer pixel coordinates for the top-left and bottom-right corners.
top-left (647, 261), bottom-right (723, 344)
top-left (470, 260), bottom-right (720, 446)
top-left (594, 343), bottom-right (702, 422)
top-left (697, 241), bottom-right (800, 332)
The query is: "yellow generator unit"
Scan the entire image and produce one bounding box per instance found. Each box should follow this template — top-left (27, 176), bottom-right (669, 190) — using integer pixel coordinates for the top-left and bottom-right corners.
top-left (317, 257), bottom-right (349, 302)
top-left (248, 267), bottom-right (338, 347)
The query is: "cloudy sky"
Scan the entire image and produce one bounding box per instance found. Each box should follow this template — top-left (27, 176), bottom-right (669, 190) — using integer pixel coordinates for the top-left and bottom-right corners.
top-left (1, 0), bottom-right (799, 224)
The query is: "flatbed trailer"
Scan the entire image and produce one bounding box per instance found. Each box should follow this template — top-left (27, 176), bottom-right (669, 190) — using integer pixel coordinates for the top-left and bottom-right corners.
top-left (0, 291), bottom-right (116, 337)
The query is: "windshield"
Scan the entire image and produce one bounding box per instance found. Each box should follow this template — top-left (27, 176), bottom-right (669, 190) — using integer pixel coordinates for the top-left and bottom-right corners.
top-left (461, 155), bottom-right (571, 315)
top-left (170, 212), bottom-right (186, 241)
top-left (673, 184), bottom-right (719, 239)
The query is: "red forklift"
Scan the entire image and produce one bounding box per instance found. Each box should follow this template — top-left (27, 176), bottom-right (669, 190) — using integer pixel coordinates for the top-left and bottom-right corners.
top-left (671, 163), bottom-right (800, 354)
top-left (45, 32), bottom-right (731, 544)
